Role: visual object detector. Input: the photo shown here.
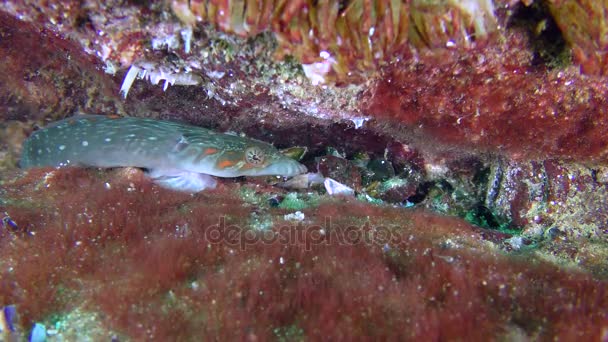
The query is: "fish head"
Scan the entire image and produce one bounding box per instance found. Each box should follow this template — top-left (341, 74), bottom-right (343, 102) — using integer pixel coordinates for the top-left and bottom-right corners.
top-left (176, 137), bottom-right (307, 178)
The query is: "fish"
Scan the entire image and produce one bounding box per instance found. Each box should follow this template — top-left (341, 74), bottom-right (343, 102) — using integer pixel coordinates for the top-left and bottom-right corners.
top-left (20, 115), bottom-right (307, 192)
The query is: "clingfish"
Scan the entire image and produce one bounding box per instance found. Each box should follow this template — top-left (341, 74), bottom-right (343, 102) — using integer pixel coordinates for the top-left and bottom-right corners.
top-left (21, 115), bottom-right (307, 192)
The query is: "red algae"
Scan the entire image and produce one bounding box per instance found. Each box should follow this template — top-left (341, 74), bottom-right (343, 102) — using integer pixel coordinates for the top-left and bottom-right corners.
top-left (1, 168), bottom-right (607, 340)
top-left (0, 2), bottom-right (605, 339)
top-left (363, 47), bottom-right (608, 162)
top-left (0, 11), bottom-right (120, 122)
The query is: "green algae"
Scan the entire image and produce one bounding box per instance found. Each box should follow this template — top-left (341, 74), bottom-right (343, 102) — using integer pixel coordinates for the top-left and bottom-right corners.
top-left (238, 186), bottom-right (268, 206)
top-left (274, 324), bottom-right (305, 342)
top-left (357, 193), bottom-right (385, 205)
top-left (464, 206), bottom-right (514, 233)
top-left (278, 193), bottom-right (321, 211)
top-left (377, 177), bottom-right (408, 193)
top-left (238, 186), bottom-right (312, 209)
top-left (41, 308), bottom-right (121, 340)
top-left (249, 211), bottom-right (274, 231)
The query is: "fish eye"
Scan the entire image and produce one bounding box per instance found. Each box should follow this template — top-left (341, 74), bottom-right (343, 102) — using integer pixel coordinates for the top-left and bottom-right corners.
top-left (245, 146), bottom-right (265, 165)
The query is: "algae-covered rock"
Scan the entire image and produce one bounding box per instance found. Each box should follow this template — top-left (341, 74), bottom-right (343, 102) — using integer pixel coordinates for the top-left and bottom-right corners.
top-left (548, 0), bottom-right (608, 74)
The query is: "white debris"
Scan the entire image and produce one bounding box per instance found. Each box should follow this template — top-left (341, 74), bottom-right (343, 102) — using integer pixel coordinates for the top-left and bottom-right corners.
top-left (450, 0), bottom-right (497, 44)
top-left (103, 60), bottom-right (118, 75)
top-left (119, 65), bottom-right (142, 98)
top-left (424, 159), bottom-right (450, 180)
top-left (119, 64), bottom-right (202, 98)
top-left (324, 178), bottom-right (355, 196)
top-left (180, 27), bottom-right (193, 54)
top-left (279, 172), bottom-right (325, 189)
top-left (284, 211), bottom-right (305, 222)
top-left (206, 70), bottom-right (226, 79)
top-left (308, 173), bottom-right (327, 185)
top-left (505, 236), bottom-right (524, 250)
top-left (278, 174), bottom-right (308, 189)
top-left (281, 174), bottom-right (357, 195)
top-left (151, 34), bottom-right (180, 51)
top-left (351, 117), bottom-right (370, 129)
top-left (302, 56), bottom-right (336, 85)
top-left (151, 25), bottom-right (193, 54)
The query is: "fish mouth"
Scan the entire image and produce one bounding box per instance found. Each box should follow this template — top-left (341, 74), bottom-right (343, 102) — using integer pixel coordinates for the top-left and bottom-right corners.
top-left (258, 159), bottom-right (307, 177)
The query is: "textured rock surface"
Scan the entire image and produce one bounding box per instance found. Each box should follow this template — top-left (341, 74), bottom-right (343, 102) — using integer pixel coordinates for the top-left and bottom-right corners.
top-left (0, 168), bottom-right (606, 340)
top-left (1, 1), bottom-right (608, 340)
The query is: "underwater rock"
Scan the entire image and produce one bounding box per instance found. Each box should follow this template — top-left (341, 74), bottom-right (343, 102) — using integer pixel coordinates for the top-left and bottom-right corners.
top-left (3, 0), bottom-right (608, 166)
top-left (366, 158), bottom-right (396, 183)
top-left (548, 0), bottom-right (608, 75)
top-left (483, 159), bottom-right (608, 240)
top-left (316, 155), bottom-right (362, 192)
top-left (169, 0), bottom-right (500, 84)
top-left (365, 177), bottom-right (418, 204)
top-left (384, 141), bottom-right (425, 173)
top-left (0, 121), bottom-right (30, 171)
top-left (0, 168), bottom-right (607, 340)
top-left (0, 11), bottom-right (119, 122)
top-left (364, 49), bottom-right (608, 162)
top-left (1, 2), bottom-right (608, 339)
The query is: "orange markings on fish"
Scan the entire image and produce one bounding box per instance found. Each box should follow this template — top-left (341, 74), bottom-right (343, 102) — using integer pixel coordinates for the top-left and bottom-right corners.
top-left (217, 160), bottom-right (236, 169)
top-left (203, 148), bottom-right (219, 155)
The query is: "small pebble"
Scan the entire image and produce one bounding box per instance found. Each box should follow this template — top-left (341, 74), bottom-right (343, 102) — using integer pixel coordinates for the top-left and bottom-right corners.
top-left (30, 323), bottom-right (46, 342)
top-left (366, 159), bottom-right (395, 182)
top-left (324, 178), bottom-right (355, 196)
top-left (284, 211), bottom-right (305, 221)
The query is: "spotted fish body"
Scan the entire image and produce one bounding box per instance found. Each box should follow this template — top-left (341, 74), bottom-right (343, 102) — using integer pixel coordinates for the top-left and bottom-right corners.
top-left (21, 115), bottom-right (307, 192)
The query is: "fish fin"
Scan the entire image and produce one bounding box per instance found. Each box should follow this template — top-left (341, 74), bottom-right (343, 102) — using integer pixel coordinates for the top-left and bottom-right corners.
top-left (39, 114), bottom-right (107, 129)
top-left (172, 135), bottom-right (190, 152)
top-left (147, 169), bottom-right (217, 192)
